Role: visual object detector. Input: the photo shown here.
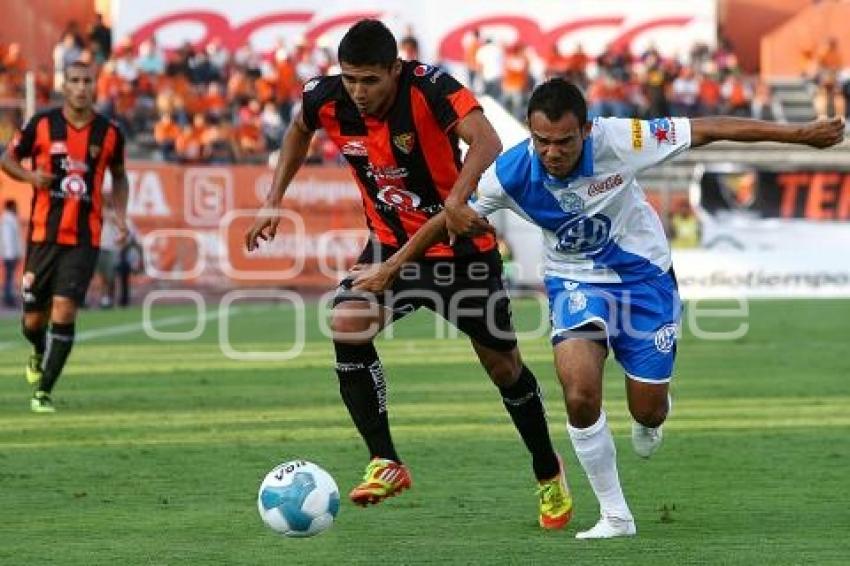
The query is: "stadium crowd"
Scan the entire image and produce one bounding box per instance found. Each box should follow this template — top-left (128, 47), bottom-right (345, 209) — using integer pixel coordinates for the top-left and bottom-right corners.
top-left (0, 17), bottom-right (846, 165)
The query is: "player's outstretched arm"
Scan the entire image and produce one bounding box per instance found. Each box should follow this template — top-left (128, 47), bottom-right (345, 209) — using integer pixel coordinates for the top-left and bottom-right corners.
top-left (444, 109), bottom-right (502, 242)
top-left (245, 112), bottom-right (315, 251)
top-left (690, 116), bottom-right (845, 148)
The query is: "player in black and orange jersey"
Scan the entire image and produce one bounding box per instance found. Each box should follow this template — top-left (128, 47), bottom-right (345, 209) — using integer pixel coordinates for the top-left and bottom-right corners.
top-left (245, 20), bottom-right (572, 529)
top-left (1, 61), bottom-right (129, 413)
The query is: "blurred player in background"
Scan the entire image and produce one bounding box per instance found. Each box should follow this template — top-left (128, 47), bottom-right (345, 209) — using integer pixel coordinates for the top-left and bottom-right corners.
top-left (1, 199), bottom-right (23, 307)
top-left (1, 61), bottom-right (129, 413)
top-left (352, 78), bottom-right (844, 538)
top-left (245, 19), bottom-right (572, 529)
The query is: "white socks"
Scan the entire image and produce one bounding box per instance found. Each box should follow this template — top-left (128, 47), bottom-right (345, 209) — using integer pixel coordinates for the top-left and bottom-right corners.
top-left (567, 411), bottom-right (633, 522)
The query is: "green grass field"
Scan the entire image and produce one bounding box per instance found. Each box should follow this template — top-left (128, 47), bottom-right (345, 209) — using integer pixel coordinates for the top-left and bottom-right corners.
top-left (1, 298), bottom-right (848, 565)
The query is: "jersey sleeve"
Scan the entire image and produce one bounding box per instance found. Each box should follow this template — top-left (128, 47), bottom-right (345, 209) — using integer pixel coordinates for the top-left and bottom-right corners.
top-left (300, 76), bottom-right (329, 132)
top-left (469, 164), bottom-right (510, 216)
top-left (8, 115), bottom-right (39, 160)
top-left (412, 65), bottom-right (481, 132)
top-left (601, 117), bottom-right (691, 172)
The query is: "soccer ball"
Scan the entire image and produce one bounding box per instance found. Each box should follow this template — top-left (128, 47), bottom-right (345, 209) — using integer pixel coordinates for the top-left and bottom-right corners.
top-left (257, 460), bottom-right (340, 537)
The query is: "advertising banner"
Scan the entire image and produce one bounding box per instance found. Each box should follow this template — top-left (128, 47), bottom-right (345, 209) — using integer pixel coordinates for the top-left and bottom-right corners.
top-left (0, 163), bottom-right (369, 288)
top-left (113, 0), bottom-right (716, 67)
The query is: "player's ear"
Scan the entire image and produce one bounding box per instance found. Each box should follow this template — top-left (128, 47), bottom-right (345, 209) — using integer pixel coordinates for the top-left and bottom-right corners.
top-left (581, 120), bottom-right (593, 140)
top-left (391, 59), bottom-right (402, 79)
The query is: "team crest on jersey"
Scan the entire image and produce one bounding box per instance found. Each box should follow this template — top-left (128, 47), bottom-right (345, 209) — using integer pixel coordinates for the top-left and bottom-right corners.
top-left (558, 192), bottom-right (584, 214)
top-left (393, 132), bottom-right (415, 154)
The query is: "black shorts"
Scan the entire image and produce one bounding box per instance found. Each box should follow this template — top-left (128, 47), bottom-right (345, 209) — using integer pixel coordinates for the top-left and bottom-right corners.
top-left (23, 243), bottom-right (99, 311)
top-left (334, 243), bottom-right (517, 352)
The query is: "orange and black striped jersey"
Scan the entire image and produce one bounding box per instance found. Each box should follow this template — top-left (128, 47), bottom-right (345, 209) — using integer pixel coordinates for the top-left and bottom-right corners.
top-left (301, 60), bottom-right (496, 258)
top-left (10, 107), bottom-right (125, 248)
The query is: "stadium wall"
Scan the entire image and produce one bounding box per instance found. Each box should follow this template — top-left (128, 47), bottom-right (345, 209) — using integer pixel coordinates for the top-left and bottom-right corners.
top-left (3, 158), bottom-right (848, 298)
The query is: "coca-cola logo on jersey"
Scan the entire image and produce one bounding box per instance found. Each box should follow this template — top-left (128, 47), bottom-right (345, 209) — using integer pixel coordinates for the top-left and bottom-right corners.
top-left (129, 11), bottom-right (694, 61)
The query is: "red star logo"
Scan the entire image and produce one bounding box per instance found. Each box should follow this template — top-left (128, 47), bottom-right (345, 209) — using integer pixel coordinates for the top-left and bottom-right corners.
top-left (653, 127), bottom-right (669, 143)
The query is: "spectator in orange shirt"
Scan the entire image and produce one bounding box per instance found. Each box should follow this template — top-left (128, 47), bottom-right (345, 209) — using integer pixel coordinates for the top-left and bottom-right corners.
top-left (227, 68), bottom-right (254, 106)
top-left (255, 66), bottom-right (277, 105)
top-left (501, 42), bottom-right (530, 119)
top-left (34, 65), bottom-right (53, 106)
top-left (566, 44), bottom-right (589, 88)
top-left (462, 28), bottom-right (481, 90)
top-left (201, 82), bottom-right (228, 120)
top-left (274, 52), bottom-right (299, 121)
top-left (175, 113), bottom-right (213, 163)
top-left (697, 70), bottom-right (721, 116)
top-left (544, 44), bottom-right (570, 80)
top-left (154, 112), bottom-right (181, 160)
top-left (2, 43), bottom-right (27, 93)
top-left (817, 38), bottom-right (842, 76)
top-left (721, 71), bottom-right (752, 117)
top-left (588, 72), bottom-right (629, 118)
top-left (232, 100), bottom-right (265, 161)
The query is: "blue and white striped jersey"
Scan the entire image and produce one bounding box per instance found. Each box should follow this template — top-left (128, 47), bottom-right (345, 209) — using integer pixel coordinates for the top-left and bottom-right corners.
top-left (471, 117), bottom-right (691, 283)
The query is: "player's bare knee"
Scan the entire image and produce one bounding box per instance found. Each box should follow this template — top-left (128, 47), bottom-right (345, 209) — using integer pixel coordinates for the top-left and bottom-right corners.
top-left (483, 355), bottom-right (520, 387)
top-left (50, 299), bottom-right (77, 324)
top-left (23, 312), bottom-right (47, 331)
top-left (565, 385), bottom-right (602, 427)
top-left (330, 310), bottom-right (380, 344)
top-left (631, 405), bottom-right (668, 428)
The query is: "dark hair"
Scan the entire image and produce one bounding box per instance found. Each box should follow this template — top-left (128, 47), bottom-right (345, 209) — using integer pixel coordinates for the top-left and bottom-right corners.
top-left (527, 78), bottom-right (587, 126)
top-left (64, 60), bottom-right (93, 79)
top-left (338, 19), bottom-right (398, 68)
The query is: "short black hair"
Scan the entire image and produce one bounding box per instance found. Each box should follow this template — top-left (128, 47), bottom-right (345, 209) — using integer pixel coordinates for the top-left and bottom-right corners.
top-left (527, 78), bottom-right (587, 126)
top-left (64, 60), bottom-right (93, 79)
top-left (338, 19), bottom-right (398, 68)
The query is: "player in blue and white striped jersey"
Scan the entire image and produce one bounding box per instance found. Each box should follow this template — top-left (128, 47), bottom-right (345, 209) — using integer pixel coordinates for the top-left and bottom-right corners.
top-left (350, 78), bottom-right (844, 538)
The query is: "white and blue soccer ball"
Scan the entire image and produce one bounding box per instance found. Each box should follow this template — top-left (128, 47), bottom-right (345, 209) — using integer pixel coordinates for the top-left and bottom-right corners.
top-left (257, 460), bottom-right (340, 537)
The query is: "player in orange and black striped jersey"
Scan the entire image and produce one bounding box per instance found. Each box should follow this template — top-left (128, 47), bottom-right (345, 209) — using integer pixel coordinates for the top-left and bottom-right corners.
top-left (245, 20), bottom-right (571, 528)
top-left (0, 61), bottom-right (130, 413)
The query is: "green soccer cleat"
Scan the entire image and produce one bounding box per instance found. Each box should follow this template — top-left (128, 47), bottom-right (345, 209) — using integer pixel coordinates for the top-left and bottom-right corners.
top-left (30, 391), bottom-right (56, 413)
top-left (25, 353), bottom-right (43, 385)
top-left (537, 455), bottom-right (573, 530)
top-left (348, 458), bottom-right (412, 506)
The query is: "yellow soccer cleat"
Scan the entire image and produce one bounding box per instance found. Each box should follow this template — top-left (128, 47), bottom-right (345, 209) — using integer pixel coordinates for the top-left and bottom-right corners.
top-left (537, 455), bottom-right (573, 530)
top-left (30, 391), bottom-right (56, 413)
top-left (348, 458), bottom-right (412, 506)
top-left (25, 353), bottom-right (43, 385)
